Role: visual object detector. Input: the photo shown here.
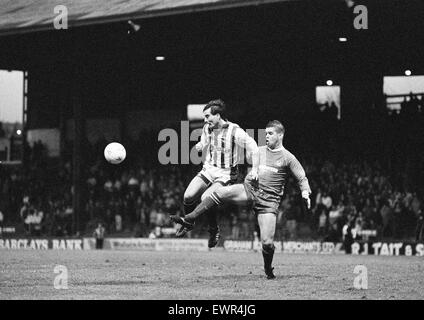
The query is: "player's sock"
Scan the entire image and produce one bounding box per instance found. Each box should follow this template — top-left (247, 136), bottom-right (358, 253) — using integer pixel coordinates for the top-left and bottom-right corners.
top-left (184, 192), bottom-right (222, 223)
top-left (262, 243), bottom-right (275, 271)
top-left (207, 208), bottom-right (218, 231)
top-left (183, 199), bottom-right (197, 217)
top-left (207, 208), bottom-right (220, 248)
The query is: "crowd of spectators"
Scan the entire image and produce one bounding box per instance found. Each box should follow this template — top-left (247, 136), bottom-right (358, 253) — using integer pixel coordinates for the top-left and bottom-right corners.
top-left (1, 139), bottom-right (422, 242)
top-left (1, 141), bottom-right (73, 236)
top-left (1, 110), bottom-right (423, 242)
top-left (0, 140), bottom-right (188, 238)
top-left (277, 158), bottom-right (423, 242)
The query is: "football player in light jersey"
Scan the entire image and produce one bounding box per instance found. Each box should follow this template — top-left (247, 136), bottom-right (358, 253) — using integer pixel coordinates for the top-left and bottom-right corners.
top-left (178, 99), bottom-right (259, 247)
top-left (171, 120), bottom-right (311, 279)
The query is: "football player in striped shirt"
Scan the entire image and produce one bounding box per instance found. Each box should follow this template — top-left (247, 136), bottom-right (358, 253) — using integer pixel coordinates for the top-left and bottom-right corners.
top-left (178, 99), bottom-right (259, 247)
top-left (171, 120), bottom-right (311, 279)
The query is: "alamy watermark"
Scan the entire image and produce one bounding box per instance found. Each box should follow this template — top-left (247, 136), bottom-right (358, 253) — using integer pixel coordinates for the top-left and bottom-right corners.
top-left (54, 265), bottom-right (69, 289)
top-left (52, 4), bottom-right (368, 31)
top-left (353, 5), bottom-right (368, 30)
top-left (157, 121), bottom-right (266, 165)
top-left (353, 265), bottom-right (368, 290)
top-left (53, 5), bottom-right (68, 30)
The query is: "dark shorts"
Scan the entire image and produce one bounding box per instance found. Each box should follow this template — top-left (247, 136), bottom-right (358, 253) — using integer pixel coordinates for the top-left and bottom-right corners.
top-left (243, 183), bottom-right (280, 215)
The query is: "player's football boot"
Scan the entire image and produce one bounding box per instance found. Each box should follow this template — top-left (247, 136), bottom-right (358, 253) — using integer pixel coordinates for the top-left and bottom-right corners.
top-left (265, 267), bottom-right (276, 279)
top-left (170, 215), bottom-right (194, 237)
top-left (207, 227), bottom-right (220, 248)
top-left (175, 225), bottom-right (191, 237)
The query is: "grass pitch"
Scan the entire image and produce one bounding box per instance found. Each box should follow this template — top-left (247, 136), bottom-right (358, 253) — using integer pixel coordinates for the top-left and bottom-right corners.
top-left (0, 249), bottom-right (423, 300)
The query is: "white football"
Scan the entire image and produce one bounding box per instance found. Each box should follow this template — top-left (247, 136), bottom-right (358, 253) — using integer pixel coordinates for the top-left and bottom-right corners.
top-left (104, 142), bottom-right (126, 164)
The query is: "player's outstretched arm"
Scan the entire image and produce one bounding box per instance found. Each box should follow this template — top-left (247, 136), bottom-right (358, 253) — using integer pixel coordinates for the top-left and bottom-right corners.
top-left (234, 128), bottom-right (259, 180)
top-left (249, 146), bottom-right (260, 181)
top-left (288, 154), bottom-right (312, 209)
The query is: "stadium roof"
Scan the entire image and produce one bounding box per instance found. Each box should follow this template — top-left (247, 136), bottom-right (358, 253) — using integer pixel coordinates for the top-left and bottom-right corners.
top-left (0, 0), bottom-right (304, 36)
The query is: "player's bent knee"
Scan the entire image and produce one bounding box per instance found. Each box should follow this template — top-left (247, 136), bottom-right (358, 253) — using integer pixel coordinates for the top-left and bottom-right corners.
top-left (262, 240), bottom-right (274, 249)
top-left (201, 190), bottom-right (214, 201)
top-left (184, 192), bottom-right (197, 204)
top-left (213, 186), bottom-right (227, 199)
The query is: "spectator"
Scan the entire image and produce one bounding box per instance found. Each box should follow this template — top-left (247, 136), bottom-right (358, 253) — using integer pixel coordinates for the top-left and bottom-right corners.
top-left (154, 201), bottom-right (167, 227)
top-left (342, 216), bottom-right (355, 254)
top-left (19, 196), bottom-right (30, 221)
top-left (321, 192), bottom-right (333, 213)
top-left (115, 212), bottom-right (122, 232)
top-left (148, 226), bottom-right (162, 239)
top-left (23, 205), bottom-right (39, 235)
top-left (412, 197), bottom-right (423, 242)
top-left (380, 200), bottom-right (394, 237)
top-left (354, 212), bottom-right (364, 240)
top-left (329, 204), bottom-right (342, 226)
top-left (318, 210), bottom-right (328, 236)
top-left (325, 223), bottom-right (340, 242)
top-left (230, 213), bottom-right (240, 239)
top-left (93, 223), bottom-right (105, 249)
top-left (32, 209), bottom-right (43, 236)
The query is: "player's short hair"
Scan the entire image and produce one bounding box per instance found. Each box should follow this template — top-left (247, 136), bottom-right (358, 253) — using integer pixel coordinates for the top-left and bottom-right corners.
top-left (266, 120), bottom-right (285, 134)
top-left (203, 99), bottom-right (227, 120)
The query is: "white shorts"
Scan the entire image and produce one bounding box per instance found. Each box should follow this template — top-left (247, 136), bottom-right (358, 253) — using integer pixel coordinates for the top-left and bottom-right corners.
top-left (197, 163), bottom-right (232, 186)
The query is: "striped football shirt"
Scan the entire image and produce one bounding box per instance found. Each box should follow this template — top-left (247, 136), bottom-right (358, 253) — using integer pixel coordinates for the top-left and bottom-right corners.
top-left (201, 121), bottom-right (255, 169)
